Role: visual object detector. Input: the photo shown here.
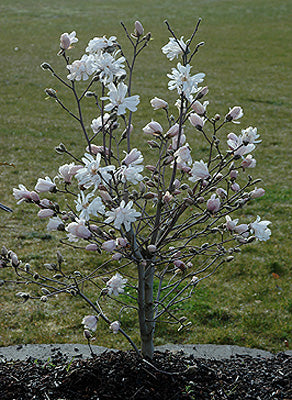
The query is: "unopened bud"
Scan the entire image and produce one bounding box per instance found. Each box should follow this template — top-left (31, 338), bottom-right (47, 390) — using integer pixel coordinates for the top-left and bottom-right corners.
top-left (45, 88), bottom-right (57, 99)
top-left (40, 295), bottom-right (48, 302)
top-left (41, 62), bottom-right (52, 71)
top-left (226, 256), bottom-right (234, 262)
top-left (196, 86), bottom-right (209, 100)
top-left (147, 244), bottom-right (157, 253)
top-left (85, 91), bottom-right (95, 97)
top-left (135, 21), bottom-right (144, 36)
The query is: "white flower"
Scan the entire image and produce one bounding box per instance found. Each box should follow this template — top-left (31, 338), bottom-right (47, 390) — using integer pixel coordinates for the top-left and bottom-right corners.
top-left (75, 153), bottom-right (115, 189)
top-left (174, 144), bottom-right (192, 166)
top-left (82, 315), bottom-right (98, 331)
top-left (241, 126), bottom-right (261, 144)
top-left (92, 51), bottom-right (126, 84)
top-left (86, 36), bottom-right (117, 53)
top-left (167, 63), bottom-right (205, 100)
top-left (171, 133), bottom-right (186, 150)
top-left (250, 215), bottom-right (271, 241)
top-left (91, 113), bottom-right (111, 134)
top-left (162, 36), bottom-right (187, 60)
top-left (109, 321), bottom-right (120, 334)
top-left (106, 273), bottom-right (127, 296)
top-left (47, 216), bottom-right (64, 232)
top-left (189, 113), bottom-right (205, 130)
top-left (67, 54), bottom-right (95, 81)
top-left (104, 200), bottom-right (141, 232)
top-left (250, 187), bottom-right (265, 199)
top-left (150, 97), bottom-right (168, 110)
top-left (118, 164), bottom-right (144, 185)
top-left (241, 154), bottom-right (256, 169)
top-left (35, 177), bottom-right (56, 193)
top-left (60, 31), bottom-right (78, 50)
top-left (206, 194), bottom-right (221, 213)
top-left (189, 160), bottom-right (210, 182)
top-left (75, 191), bottom-right (105, 221)
top-left (101, 82), bottom-right (140, 115)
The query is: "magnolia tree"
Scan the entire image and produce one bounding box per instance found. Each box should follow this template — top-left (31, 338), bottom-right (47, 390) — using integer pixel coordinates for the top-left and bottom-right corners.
top-left (1, 19), bottom-right (271, 360)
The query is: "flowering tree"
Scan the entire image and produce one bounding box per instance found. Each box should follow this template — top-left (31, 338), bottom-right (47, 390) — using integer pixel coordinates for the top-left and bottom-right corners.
top-left (1, 19), bottom-right (271, 360)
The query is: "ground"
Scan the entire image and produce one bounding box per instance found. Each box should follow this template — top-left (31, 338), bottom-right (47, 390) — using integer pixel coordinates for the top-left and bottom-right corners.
top-left (0, 350), bottom-right (291, 399)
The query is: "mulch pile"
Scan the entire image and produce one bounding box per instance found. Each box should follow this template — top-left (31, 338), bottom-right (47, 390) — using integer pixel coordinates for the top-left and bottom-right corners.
top-left (0, 350), bottom-right (291, 399)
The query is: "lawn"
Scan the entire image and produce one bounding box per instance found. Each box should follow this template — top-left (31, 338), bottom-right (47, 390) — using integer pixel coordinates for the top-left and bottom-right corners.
top-left (0, 0), bottom-right (291, 353)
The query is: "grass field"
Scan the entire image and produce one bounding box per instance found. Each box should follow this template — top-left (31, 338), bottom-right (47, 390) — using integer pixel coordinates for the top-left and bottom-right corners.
top-left (0, 0), bottom-right (291, 353)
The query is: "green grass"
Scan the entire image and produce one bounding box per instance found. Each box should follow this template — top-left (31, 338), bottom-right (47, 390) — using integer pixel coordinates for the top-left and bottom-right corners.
top-left (0, 0), bottom-right (291, 353)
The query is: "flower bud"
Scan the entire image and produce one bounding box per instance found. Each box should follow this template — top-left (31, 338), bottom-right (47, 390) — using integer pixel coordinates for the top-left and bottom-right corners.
top-left (109, 321), bottom-right (120, 334)
top-left (30, 191), bottom-right (40, 203)
top-left (85, 244), bottom-right (99, 251)
top-left (112, 253), bottom-right (122, 261)
top-left (45, 88), bottom-right (57, 99)
top-left (40, 62), bottom-right (52, 71)
top-left (196, 86), bottom-right (209, 100)
top-left (231, 183), bottom-right (240, 192)
top-left (189, 113), bottom-right (204, 130)
top-left (83, 329), bottom-right (92, 340)
top-left (135, 21), bottom-right (144, 36)
top-left (150, 97), bottom-right (168, 110)
top-left (38, 209), bottom-right (55, 218)
top-left (230, 170), bottom-right (238, 180)
top-left (206, 194), bottom-right (221, 213)
top-left (191, 101), bottom-right (205, 115)
top-left (101, 240), bottom-right (116, 253)
top-left (173, 260), bottom-right (186, 271)
top-left (225, 106), bottom-right (243, 122)
top-left (250, 188), bottom-right (265, 199)
top-left (147, 244), bottom-right (157, 253)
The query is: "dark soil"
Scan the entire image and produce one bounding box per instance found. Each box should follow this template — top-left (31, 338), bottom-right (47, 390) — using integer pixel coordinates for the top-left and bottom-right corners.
top-left (0, 350), bottom-right (291, 400)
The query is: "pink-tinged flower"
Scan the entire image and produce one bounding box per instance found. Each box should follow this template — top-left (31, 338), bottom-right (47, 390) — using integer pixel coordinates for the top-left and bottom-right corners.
top-left (225, 106), bottom-right (243, 123)
top-left (85, 244), bottom-right (99, 251)
top-left (75, 191), bottom-right (105, 221)
top-left (30, 191), bottom-right (40, 202)
top-left (90, 113), bottom-right (111, 134)
top-left (112, 253), bottom-right (122, 261)
top-left (123, 148), bottom-right (143, 166)
top-left (250, 187), bottom-right (265, 199)
top-left (101, 82), bottom-right (140, 115)
top-left (167, 63), bottom-right (205, 101)
top-left (143, 121), bottom-right (163, 135)
top-left (162, 36), bottom-right (187, 60)
top-left (57, 163), bottom-right (80, 184)
top-left (116, 237), bottom-right (128, 247)
top-left (189, 160), bottom-right (210, 182)
top-left (231, 182), bottom-right (240, 192)
top-left (174, 144), bottom-right (192, 166)
top-left (104, 200), bottom-right (141, 232)
top-left (37, 209), bottom-right (55, 219)
top-left (60, 31), bottom-right (78, 50)
top-left (227, 133), bottom-right (255, 156)
top-left (86, 145), bottom-right (110, 156)
top-left (99, 190), bottom-right (112, 202)
top-left (230, 170), bottom-right (238, 180)
top-left (67, 54), bottom-right (95, 81)
top-left (250, 215), bottom-right (271, 241)
top-left (166, 124), bottom-right (180, 138)
top-left (66, 219), bottom-right (92, 239)
top-left (46, 216), bottom-right (65, 232)
top-left (39, 198), bottom-right (54, 209)
top-left (225, 215), bottom-right (239, 231)
top-left (171, 133), bottom-right (186, 149)
top-left (150, 97), bottom-right (168, 110)
top-left (173, 259), bottom-right (186, 271)
top-left (82, 315), bottom-right (98, 331)
top-left (207, 194), bottom-right (221, 213)
top-left (163, 191), bottom-right (173, 203)
top-left (86, 36), bottom-right (117, 53)
top-left (191, 100), bottom-right (209, 116)
top-left (13, 184), bottom-right (32, 204)
top-left (101, 239), bottom-right (116, 252)
top-left (216, 188), bottom-right (227, 199)
top-left (35, 177), bottom-right (56, 193)
top-left (241, 126), bottom-right (261, 145)
top-left (106, 273), bottom-right (127, 296)
top-left (241, 154), bottom-right (256, 169)
top-left (135, 21), bottom-right (144, 36)
top-left (109, 321), bottom-right (120, 334)
top-left (234, 223), bottom-right (249, 237)
top-left (189, 113), bottom-right (204, 130)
